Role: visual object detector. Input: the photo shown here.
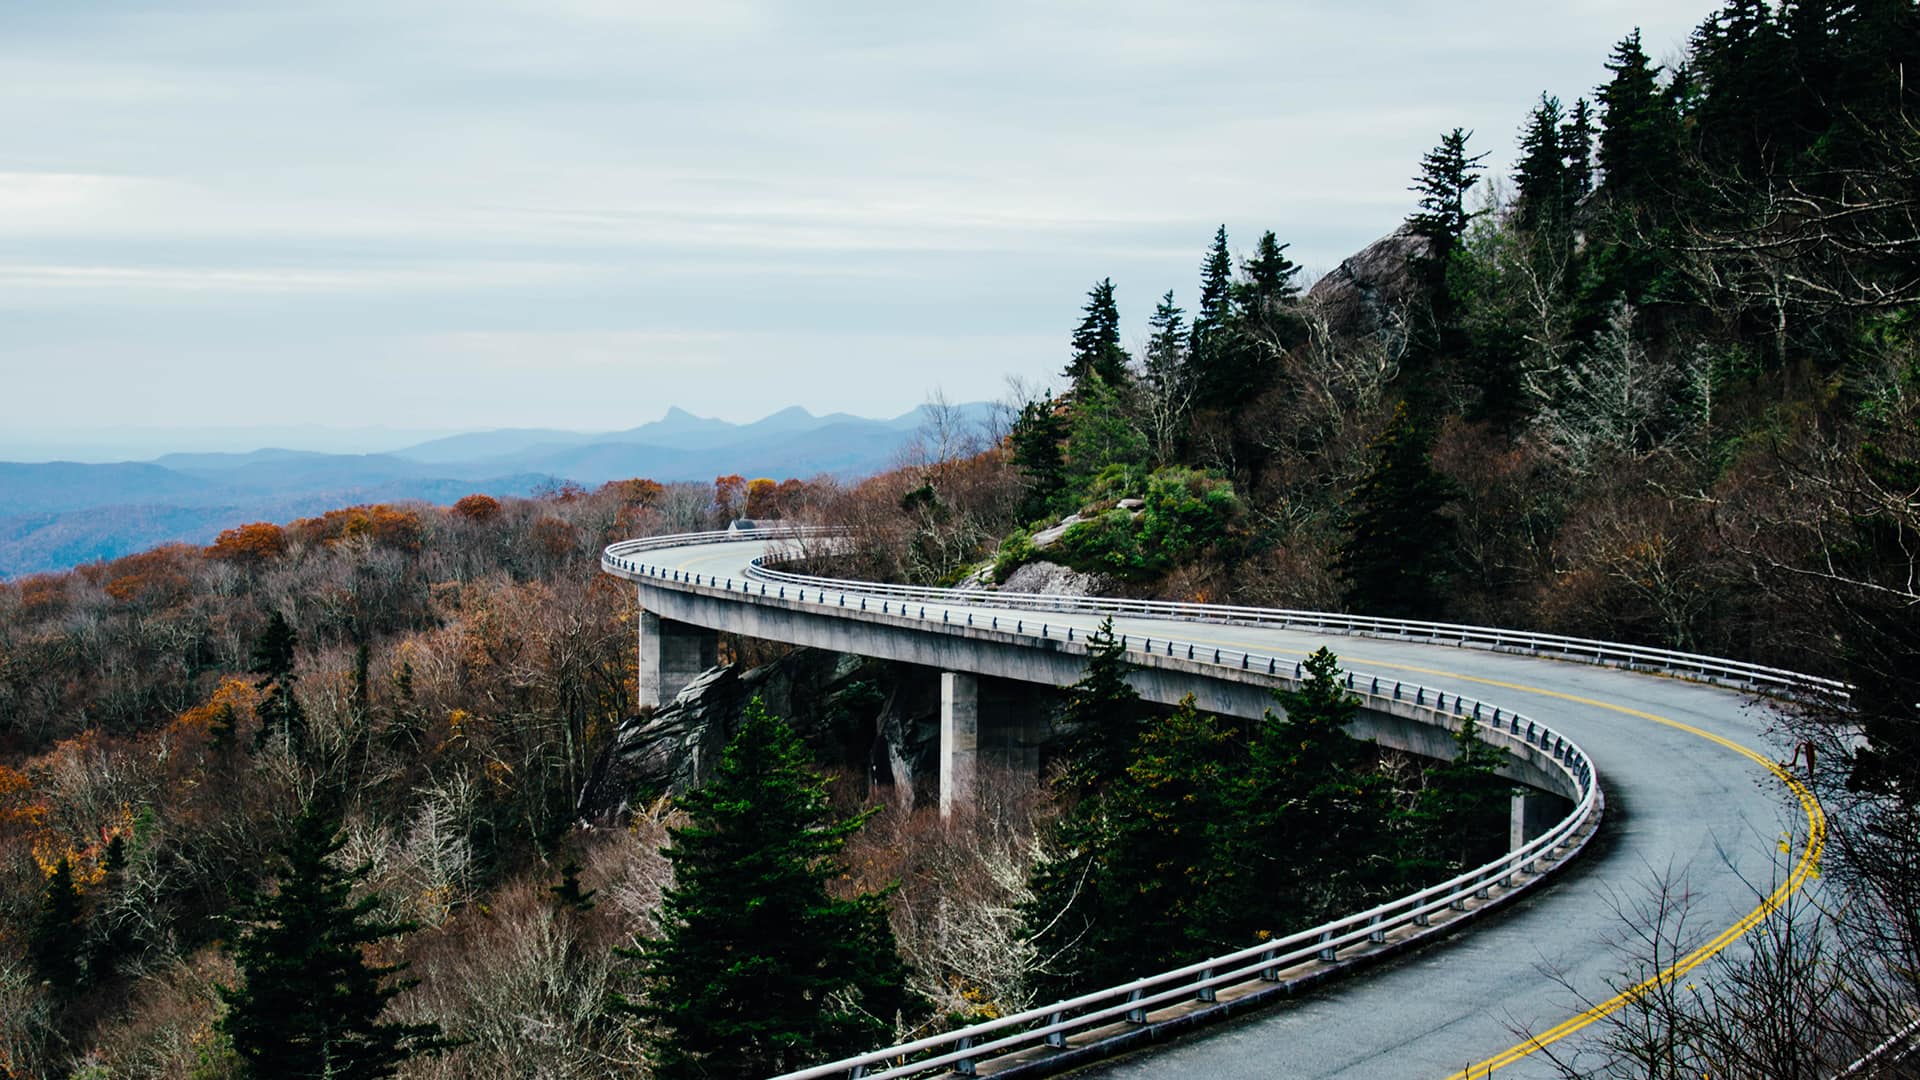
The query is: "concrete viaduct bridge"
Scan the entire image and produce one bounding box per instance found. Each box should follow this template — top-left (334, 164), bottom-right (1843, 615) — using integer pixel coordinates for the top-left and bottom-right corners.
top-left (602, 528), bottom-right (1829, 1079)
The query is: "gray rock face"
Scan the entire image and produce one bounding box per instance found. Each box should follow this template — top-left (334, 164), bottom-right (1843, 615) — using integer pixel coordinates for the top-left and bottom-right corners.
top-left (999, 559), bottom-right (1112, 597)
top-left (578, 648), bottom-right (944, 823)
top-left (1306, 225), bottom-right (1432, 339)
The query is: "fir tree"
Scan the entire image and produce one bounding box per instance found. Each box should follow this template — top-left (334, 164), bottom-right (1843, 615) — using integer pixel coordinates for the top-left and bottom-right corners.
top-left (1596, 30), bottom-right (1672, 203)
top-left (220, 800), bottom-right (449, 1079)
top-left (1186, 225), bottom-right (1239, 408)
top-left (1335, 402), bottom-right (1457, 619)
top-left (1235, 230), bottom-right (1303, 314)
top-left (28, 855), bottom-right (87, 996)
top-left (1052, 618), bottom-right (1147, 802)
top-left (1142, 289), bottom-right (1189, 399)
top-left (1217, 648), bottom-right (1394, 938)
top-left (1008, 396), bottom-right (1068, 520)
top-left (1513, 94), bottom-right (1568, 233)
top-left (1407, 128), bottom-right (1488, 370)
top-left (1399, 716), bottom-right (1512, 881)
top-left (551, 860), bottom-right (596, 912)
top-left (1026, 696), bottom-right (1236, 996)
top-left (621, 699), bottom-right (916, 1079)
top-left (1563, 97), bottom-right (1596, 201)
top-left (1065, 278), bottom-right (1129, 391)
top-left (252, 609), bottom-right (306, 751)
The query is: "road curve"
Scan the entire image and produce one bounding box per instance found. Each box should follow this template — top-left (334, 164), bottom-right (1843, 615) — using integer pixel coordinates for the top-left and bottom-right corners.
top-left (607, 535), bottom-right (1823, 1079)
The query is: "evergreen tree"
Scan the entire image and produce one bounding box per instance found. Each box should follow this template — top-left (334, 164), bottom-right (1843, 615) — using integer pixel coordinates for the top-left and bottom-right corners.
top-left (1008, 396), bottom-right (1068, 520)
top-left (1064, 373), bottom-right (1148, 495)
top-left (1143, 290), bottom-right (1189, 399)
top-left (551, 860), bottom-right (596, 912)
top-left (1399, 716), bottom-right (1512, 881)
top-left (1186, 225), bottom-right (1240, 408)
top-left (1026, 696), bottom-right (1236, 996)
top-left (1407, 128), bottom-right (1489, 371)
top-left (1066, 278), bottom-right (1129, 391)
top-left (220, 800), bottom-right (449, 1079)
top-left (1408, 128), bottom-right (1489, 268)
top-left (28, 855), bottom-right (87, 996)
top-left (1052, 618), bottom-right (1148, 802)
top-left (252, 609), bottom-right (306, 750)
top-left (1595, 30), bottom-right (1672, 203)
top-left (1513, 94), bottom-right (1568, 233)
top-left (1335, 402), bottom-right (1457, 619)
top-left (1216, 648), bottom-right (1394, 938)
top-left (621, 699), bottom-right (915, 1079)
top-left (1563, 97), bottom-right (1596, 201)
top-left (1235, 230), bottom-right (1303, 314)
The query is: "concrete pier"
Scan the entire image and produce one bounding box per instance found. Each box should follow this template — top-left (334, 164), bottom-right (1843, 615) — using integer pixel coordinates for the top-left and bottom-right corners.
top-left (637, 608), bottom-right (719, 709)
top-left (939, 672), bottom-right (979, 817)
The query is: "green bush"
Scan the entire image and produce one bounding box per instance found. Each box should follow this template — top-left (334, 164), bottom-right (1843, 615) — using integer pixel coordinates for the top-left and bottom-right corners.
top-left (992, 529), bottom-right (1036, 584)
top-left (1053, 467), bottom-right (1239, 580)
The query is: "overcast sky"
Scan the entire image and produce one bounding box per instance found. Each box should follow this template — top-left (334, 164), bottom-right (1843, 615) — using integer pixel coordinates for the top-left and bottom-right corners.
top-left (0, 1), bottom-right (1716, 460)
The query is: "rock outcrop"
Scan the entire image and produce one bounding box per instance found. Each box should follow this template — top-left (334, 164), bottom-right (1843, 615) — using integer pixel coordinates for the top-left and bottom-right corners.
top-left (578, 648), bottom-right (948, 823)
top-left (1306, 225), bottom-right (1432, 340)
top-left (999, 559), bottom-right (1112, 597)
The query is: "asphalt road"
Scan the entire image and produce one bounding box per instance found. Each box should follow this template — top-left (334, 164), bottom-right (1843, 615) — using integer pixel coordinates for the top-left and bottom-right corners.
top-left (618, 537), bottom-right (1822, 1080)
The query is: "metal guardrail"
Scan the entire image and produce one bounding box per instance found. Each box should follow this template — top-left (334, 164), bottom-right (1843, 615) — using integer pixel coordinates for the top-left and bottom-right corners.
top-left (601, 529), bottom-right (1616, 1079)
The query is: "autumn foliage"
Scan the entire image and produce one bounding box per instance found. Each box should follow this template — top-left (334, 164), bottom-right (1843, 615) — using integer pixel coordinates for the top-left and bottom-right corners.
top-left (206, 522), bottom-right (289, 564)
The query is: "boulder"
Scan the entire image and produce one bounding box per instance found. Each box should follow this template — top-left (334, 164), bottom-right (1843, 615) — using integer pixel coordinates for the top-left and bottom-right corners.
top-left (999, 559), bottom-right (1113, 597)
top-left (1306, 225), bottom-right (1433, 340)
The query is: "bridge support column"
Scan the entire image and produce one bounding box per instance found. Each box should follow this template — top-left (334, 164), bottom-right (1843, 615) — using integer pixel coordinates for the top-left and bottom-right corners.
top-left (1511, 791), bottom-right (1562, 852)
top-left (637, 608), bottom-right (718, 710)
top-left (939, 672), bottom-right (978, 818)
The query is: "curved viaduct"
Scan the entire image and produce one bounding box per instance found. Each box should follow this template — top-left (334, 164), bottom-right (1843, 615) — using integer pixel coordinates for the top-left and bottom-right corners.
top-left (602, 530), bottom-right (1826, 1080)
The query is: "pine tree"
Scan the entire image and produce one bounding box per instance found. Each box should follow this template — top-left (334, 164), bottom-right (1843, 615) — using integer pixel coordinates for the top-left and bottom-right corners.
top-left (1052, 618), bottom-right (1148, 802)
top-left (1513, 94), bottom-right (1567, 233)
top-left (28, 855), bottom-right (87, 996)
top-left (252, 609), bottom-right (306, 750)
top-left (1143, 290), bottom-right (1189, 399)
top-left (1008, 396), bottom-right (1068, 520)
top-left (1026, 696), bottom-right (1236, 996)
top-left (1216, 648), bottom-right (1394, 938)
top-left (1335, 402), bottom-right (1457, 619)
top-left (1399, 716), bottom-right (1512, 881)
top-left (1409, 128), bottom-right (1489, 266)
top-left (1186, 225), bottom-right (1239, 408)
top-left (621, 698), bottom-right (916, 1079)
top-left (1563, 97), bottom-right (1596, 201)
top-left (1407, 128), bottom-right (1488, 370)
top-left (1596, 30), bottom-right (1672, 204)
top-left (1235, 230), bottom-right (1303, 314)
top-left (220, 800), bottom-right (449, 1079)
top-left (1065, 278), bottom-right (1129, 391)
top-left (551, 860), bottom-right (596, 912)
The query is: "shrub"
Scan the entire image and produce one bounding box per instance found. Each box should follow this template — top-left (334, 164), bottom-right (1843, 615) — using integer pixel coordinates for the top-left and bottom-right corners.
top-left (992, 530), bottom-right (1035, 584)
top-left (1053, 467), bottom-right (1239, 580)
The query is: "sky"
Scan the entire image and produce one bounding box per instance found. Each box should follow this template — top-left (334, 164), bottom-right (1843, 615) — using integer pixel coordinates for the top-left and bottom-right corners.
top-left (0, 1), bottom-right (1719, 461)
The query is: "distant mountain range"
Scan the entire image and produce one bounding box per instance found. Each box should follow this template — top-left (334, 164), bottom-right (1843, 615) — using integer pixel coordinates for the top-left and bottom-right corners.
top-left (0, 403), bottom-right (994, 578)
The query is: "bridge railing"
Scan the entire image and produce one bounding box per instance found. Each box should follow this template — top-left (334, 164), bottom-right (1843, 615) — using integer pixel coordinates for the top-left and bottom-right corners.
top-left (709, 539), bottom-right (1844, 705)
top-left (602, 530), bottom-right (1618, 1078)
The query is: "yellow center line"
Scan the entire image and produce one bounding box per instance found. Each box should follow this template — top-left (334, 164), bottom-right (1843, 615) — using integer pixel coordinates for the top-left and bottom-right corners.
top-left (667, 558), bottom-right (1826, 1074)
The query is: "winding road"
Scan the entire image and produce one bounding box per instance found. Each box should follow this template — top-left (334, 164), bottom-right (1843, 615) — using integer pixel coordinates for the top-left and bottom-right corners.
top-left (603, 532), bottom-right (1825, 1079)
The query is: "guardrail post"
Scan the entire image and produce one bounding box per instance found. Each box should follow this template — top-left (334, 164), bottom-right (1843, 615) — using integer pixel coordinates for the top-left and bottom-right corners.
top-left (1198, 968), bottom-right (1217, 1002)
top-left (1260, 947), bottom-right (1280, 981)
top-left (1369, 915), bottom-right (1386, 944)
top-left (954, 1036), bottom-right (977, 1076)
top-left (1414, 906), bottom-right (1431, 927)
top-left (1046, 1013), bottom-right (1067, 1048)
top-left (1125, 988), bottom-right (1147, 1024)
top-left (1318, 930), bottom-right (1337, 962)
